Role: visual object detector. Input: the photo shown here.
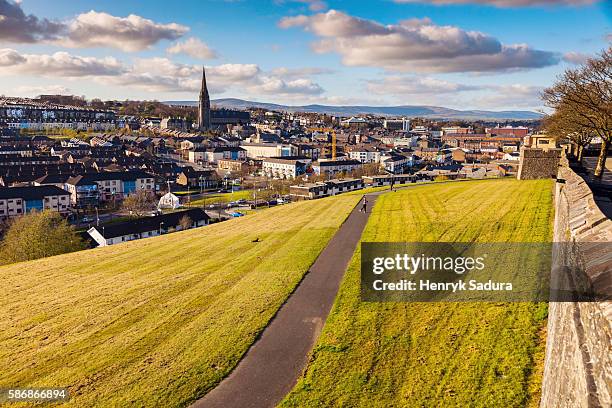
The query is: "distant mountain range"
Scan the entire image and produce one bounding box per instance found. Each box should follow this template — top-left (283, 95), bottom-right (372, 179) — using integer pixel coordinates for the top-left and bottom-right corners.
top-left (165, 98), bottom-right (543, 121)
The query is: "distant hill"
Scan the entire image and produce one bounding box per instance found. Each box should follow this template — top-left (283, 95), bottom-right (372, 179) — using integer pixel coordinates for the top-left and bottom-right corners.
top-left (165, 98), bottom-right (543, 120)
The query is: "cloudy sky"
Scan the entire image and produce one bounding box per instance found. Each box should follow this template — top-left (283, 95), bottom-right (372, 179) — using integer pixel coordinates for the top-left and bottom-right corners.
top-left (0, 0), bottom-right (610, 111)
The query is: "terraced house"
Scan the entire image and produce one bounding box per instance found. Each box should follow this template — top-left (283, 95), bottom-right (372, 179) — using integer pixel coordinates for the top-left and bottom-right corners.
top-left (262, 156), bottom-right (311, 179)
top-left (0, 185), bottom-right (70, 219)
top-left (65, 171), bottom-right (155, 207)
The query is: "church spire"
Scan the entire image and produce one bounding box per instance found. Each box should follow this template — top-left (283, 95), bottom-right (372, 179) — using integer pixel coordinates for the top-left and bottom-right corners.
top-left (201, 66), bottom-right (207, 93)
top-left (198, 66), bottom-right (211, 131)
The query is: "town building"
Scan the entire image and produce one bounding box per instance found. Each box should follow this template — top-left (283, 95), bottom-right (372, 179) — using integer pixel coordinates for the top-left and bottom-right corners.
top-left (0, 185), bottom-right (71, 219)
top-left (486, 125), bottom-right (529, 137)
top-left (311, 159), bottom-right (362, 176)
top-left (441, 126), bottom-right (473, 135)
top-left (161, 117), bottom-right (193, 131)
top-left (347, 146), bottom-right (382, 163)
top-left (87, 208), bottom-right (210, 247)
top-left (326, 178), bottom-right (364, 195)
top-left (65, 171), bottom-right (155, 207)
top-left (380, 153), bottom-right (415, 174)
top-left (383, 118), bottom-right (410, 131)
top-left (176, 168), bottom-right (219, 190)
top-left (241, 143), bottom-right (298, 159)
top-left (289, 182), bottom-right (329, 200)
top-left (362, 174), bottom-right (415, 186)
top-left (262, 157), bottom-right (310, 179)
top-left (218, 159), bottom-right (248, 173)
top-left (211, 109), bottom-right (250, 127)
top-left (0, 97), bottom-right (116, 130)
top-left (341, 117), bottom-right (370, 129)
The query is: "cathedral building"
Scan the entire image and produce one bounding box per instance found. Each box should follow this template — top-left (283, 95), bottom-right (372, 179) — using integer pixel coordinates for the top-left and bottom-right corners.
top-left (198, 67), bottom-right (211, 131)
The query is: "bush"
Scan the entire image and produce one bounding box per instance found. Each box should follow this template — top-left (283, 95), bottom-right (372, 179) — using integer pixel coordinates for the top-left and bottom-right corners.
top-left (0, 211), bottom-right (86, 265)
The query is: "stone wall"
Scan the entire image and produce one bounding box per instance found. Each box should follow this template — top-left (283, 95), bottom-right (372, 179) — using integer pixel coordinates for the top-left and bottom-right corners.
top-left (517, 147), bottom-right (561, 180)
top-left (540, 157), bottom-right (611, 408)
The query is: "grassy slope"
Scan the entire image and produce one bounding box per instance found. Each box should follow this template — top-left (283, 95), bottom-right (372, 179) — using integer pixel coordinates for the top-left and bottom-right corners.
top-left (188, 190), bottom-right (253, 206)
top-left (282, 178), bottom-right (554, 408)
top-left (0, 194), bottom-right (361, 407)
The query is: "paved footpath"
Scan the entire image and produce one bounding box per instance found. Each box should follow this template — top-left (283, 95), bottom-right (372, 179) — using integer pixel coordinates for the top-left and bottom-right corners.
top-left (192, 193), bottom-right (379, 408)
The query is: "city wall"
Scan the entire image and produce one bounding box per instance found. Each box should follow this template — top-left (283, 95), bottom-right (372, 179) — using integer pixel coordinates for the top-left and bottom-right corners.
top-left (540, 156), bottom-right (611, 407)
top-left (517, 147), bottom-right (561, 180)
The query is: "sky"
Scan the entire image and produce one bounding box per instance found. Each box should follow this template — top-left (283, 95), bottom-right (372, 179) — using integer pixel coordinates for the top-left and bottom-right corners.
top-left (0, 0), bottom-right (610, 111)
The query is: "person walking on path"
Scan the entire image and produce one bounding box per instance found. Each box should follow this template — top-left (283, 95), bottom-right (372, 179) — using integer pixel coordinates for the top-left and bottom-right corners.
top-left (360, 196), bottom-right (367, 213)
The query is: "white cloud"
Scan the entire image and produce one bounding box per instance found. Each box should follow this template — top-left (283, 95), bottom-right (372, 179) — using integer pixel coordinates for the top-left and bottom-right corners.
top-left (270, 66), bottom-right (335, 79)
top-left (367, 75), bottom-right (477, 95)
top-left (0, 0), bottom-right (64, 43)
top-left (107, 60), bottom-right (261, 94)
top-left (13, 85), bottom-right (72, 97)
top-left (470, 84), bottom-right (544, 108)
top-left (250, 77), bottom-right (324, 95)
top-left (207, 63), bottom-right (261, 82)
top-left (0, 47), bottom-right (326, 98)
top-left (0, 48), bottom-right (124, 76)
top-left (105, 73), bottom-right (201, 93)
top-left (63, 11), bottom-right (188, 52)
top-left (296, 0), bottom-right (328, 11)
top-left (279, 10), bottom-right (559, 73)
top-left (0, 1), bottom-right (189, 51)
top-left (132, 57), bottom-right (200, 78)
top-left (167, 37), bottom-right (217, 59)
top-left (393, 0), bottom-right (597, 6)
top-left (277, 0), bottom-right (328, 12)
top-left (562, 51), bottom-right (591, 65)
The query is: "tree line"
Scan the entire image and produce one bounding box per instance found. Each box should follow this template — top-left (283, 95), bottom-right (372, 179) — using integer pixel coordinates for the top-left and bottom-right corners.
top-left (543, 47), bottom-right (611, 177)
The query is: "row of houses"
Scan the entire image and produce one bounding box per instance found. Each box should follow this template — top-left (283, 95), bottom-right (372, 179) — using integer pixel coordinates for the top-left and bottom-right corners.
top-left (289, 174), bottom-right (418, 200)
top-left (87, 208), bottom-right (209, 247)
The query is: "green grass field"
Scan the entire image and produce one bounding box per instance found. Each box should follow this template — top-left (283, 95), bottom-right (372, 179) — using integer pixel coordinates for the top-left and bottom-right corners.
top-left (188, 189), bottom-right (253, 206)
top-left (0, 194), bottom-right (362, 407)
top-left (282, 178), bottom-right (554, 408)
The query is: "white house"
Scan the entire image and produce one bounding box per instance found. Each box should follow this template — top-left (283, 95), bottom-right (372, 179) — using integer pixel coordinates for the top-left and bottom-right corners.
top-left (87, 208), bottom-right (209, 247)
top-left (262, 157), bottom-right (311, 179)
top-left (158, 192), bottom-right (180, 209)
top-left (312, 159), bottom-right (362, 176)
top-left (348, 147), bottom-right (382, 163)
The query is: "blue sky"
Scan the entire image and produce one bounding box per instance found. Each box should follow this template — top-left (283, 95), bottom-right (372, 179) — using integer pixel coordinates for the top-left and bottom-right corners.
top-left (1, 0), bottom-right (610, 111)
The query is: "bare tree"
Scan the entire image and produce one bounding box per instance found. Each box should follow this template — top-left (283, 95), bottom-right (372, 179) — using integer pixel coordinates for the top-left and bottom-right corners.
top-left (542, 47), bottom-right (611, 177)
top-left (544, 104), bottom-right (594, 162)
top-left (122, 190), bottom-right (157, 217)
top-left (178, 215), bottom-right (192, 230)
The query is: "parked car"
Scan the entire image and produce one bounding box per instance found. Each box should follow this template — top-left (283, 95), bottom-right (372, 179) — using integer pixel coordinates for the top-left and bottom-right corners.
top-left (230, 211), bottom-right (244, 217)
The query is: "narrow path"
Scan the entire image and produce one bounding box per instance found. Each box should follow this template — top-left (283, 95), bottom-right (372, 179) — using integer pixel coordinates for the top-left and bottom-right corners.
top-left (193, 193), bottom-right (379, 408)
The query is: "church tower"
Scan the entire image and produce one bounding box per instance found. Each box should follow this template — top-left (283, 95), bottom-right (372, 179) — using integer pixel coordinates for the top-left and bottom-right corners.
top-left (198, 66), bottom-right (211, 131)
